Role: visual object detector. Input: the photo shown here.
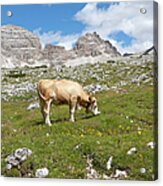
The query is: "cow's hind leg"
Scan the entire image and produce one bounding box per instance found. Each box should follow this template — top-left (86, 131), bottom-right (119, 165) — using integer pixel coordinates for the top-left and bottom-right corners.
top-left (40, 99), bottom-right (45, 121)
top-left (38, 98), bottom-right (45, 122)
top-left (69, 96), bottom-right (77, 122)
top-left (43, 99), bottom-right (52, 126)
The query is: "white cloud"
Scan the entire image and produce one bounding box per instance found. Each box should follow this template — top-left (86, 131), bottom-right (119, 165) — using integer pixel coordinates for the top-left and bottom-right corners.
top-left (33, 2), bottom-right (154, 54)
top-left (74, 2), bottom-right (154, 54)
top-left (33, 28), bottom-right (79, 50)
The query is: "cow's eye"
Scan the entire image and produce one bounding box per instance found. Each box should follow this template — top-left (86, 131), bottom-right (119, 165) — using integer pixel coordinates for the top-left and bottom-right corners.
top-left (93, 105), bottom-right (97, 110)
top-left (86, 102), bottom-right (90, 108)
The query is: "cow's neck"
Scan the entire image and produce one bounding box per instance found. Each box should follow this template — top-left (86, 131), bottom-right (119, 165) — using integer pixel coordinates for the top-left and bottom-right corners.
top-left (80, 94), bottom-right (90, 108)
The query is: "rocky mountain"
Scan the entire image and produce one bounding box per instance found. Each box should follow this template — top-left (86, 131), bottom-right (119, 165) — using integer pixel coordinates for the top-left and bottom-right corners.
top-left (73, 32), bottom-right (121, 57)
top-left (1, 25), bottom-right (45, 68)
top-left (1, 25), bottom-right (121, 68)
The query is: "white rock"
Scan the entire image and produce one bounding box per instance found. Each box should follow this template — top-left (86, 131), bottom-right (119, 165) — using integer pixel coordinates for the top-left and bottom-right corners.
top-left (5, 147), bottom-right (32, 169)
top-left (103, 174), bottom-right (110, 179)
top-left (27, 102), bottom-right (40, 110)
top-left (5, 154), bottom-right (15, 163)
top-left (28, 173), bottom-right (32, 177)
top-left (15, 147), bottom-right (32, 159)
top-left (5, 154), bottom-right (19, 166)
top-left (127, 147), bottom-right (137, 155)
top-left (147, 142), bottom-right (156, 149)
top-left (73, 144), bottom-right (81, 150)
top-left (86, 167), bottom-right (98, 179)
top-left (96, 141), bottom-right (100, 145)
top-left (114, 169), bottom-right (128, 178)
top-left (106, 156), bottom-right (113, 170)
top-left (86, 155), bottom-right (99, 179)
top-left (140, 168), bottom-right (146, 174)
top-left (20, 155), bottom-right (27, 162)
top-left (10, 159), bottom-right (19, 166)
top-left (27, 148), bottom-right (33, 156)
top-left (151, 174), bottom-right (155, 180)
top-left (14, 148), bottom-right (25, 159)
top-left (90, 168), bottom-right (98, 178)
top-left (35, 168), bottom-right (49, 178)
top-left (6, 163), bottom-right (12, 170)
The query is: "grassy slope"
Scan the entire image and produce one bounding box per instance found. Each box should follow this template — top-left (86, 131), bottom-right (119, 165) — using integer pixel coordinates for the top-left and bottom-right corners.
top-left (1, 85), bottom-right (157, 180)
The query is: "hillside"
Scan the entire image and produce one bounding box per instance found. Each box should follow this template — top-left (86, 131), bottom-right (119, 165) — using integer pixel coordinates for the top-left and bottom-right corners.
top-left (1, 47), bottom-right (157, 179)
top-left (1, 22), bottom-right (158, 180)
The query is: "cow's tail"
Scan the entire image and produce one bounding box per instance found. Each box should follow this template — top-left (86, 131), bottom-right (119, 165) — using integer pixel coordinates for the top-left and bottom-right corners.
top-left (38, 89), bottom-right (48, 101)
top-left (37, 81), bottom-right (48, 101)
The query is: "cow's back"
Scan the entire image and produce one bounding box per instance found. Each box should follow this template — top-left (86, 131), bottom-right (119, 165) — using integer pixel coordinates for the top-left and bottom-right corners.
top-left (56, 79), bottom-right (83, 94)
top-left (38, 79), bottom-right (86, 102)
top-left (54, 80), bottom-right (85, 100)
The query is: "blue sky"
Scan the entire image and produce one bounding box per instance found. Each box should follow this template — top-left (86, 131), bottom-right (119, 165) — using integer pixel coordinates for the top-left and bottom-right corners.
top-left (2, 4), bottom-right (86, 34)
top-left (1, 2), bottom-right (153, 53)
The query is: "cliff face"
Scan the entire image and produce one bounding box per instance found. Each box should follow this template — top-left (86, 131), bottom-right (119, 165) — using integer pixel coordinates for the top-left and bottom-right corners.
top-left (1, 25), bottom-right (121, 68)
top-left (1, 25), bottom-right (41, 53)
top-left (74, 32), bottom-right (121, 57)
top-left (1, 25), bottom-right (44, 68)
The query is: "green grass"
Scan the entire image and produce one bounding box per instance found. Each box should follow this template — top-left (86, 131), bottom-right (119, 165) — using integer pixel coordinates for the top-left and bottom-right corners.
top-left (1, 85), bottom-right (157, 180)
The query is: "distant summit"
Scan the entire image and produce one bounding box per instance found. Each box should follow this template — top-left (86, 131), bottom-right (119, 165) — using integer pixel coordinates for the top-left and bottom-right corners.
top-left (1, 25), bottom-right (154, 69)
top-left (1, 25), bottom-right (43, 68)
top-left (74, 32), bottom-right (121, 57)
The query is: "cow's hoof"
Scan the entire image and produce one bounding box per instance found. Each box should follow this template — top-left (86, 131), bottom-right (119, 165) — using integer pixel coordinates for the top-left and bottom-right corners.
top-left (69, 119), bottom-right (75, 122)
top-left (95, 111), bottom-right (101, 115)
top-left (45, 123), bottom-right (52, 127)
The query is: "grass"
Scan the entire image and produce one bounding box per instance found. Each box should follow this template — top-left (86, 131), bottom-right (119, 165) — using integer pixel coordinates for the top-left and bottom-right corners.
top-left (1, 85), bottom-right (157, 180)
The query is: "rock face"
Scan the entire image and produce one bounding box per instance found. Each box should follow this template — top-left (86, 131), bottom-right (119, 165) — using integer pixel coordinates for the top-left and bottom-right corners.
top-left (74, 32), bottom-right (121, 57)
top-left (1, 25), bottom-right (121, 68)
top-left (43, 44), bottom-right (69, 65)
top-left (1, 25), bottom-right (44, 68)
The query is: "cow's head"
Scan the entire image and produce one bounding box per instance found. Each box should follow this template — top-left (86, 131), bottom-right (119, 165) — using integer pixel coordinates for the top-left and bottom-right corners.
top-left (86, 96), bottom-right (101, 116)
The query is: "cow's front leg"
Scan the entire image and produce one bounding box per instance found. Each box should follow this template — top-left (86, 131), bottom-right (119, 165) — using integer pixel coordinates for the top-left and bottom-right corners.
top-left (44, 99), bottom-right (52, 126)
top-left (69, 105), bottom-right (75, 122)
top-left (69, 96), bottom-right (77, 122)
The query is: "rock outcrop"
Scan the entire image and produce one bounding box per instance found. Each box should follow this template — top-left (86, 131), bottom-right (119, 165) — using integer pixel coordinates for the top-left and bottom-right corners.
top-left (1, 25), bottom-right (44, 68)
top-left (1, 25), bottom-right (121, 68)
top-left (5, 147), bottom-right (32, 169)
top-left (74, 32), bottom-right (121, 57)
top-left (43, 44), bottom-right (68, 65)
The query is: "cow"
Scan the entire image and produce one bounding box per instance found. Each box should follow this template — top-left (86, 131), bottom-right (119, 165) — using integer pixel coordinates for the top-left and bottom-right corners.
top-left (37, 79), bottom-right (100, 126)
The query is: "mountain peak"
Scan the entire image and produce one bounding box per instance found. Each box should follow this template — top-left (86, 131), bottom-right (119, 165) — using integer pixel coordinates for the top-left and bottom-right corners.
top-left (74, 32), bottom-right (121, 57)
top-left (1, 25), bottom-right (122, 68)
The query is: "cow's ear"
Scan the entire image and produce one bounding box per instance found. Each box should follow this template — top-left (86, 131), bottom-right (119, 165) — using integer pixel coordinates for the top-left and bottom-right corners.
top-left (92, 97), bottom-right (96, 103)
top-left (89, 96), bottom-right (96, 103)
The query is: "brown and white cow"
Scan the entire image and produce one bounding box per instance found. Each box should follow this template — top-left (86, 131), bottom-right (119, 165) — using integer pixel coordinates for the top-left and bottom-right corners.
top-left (37, 79), bottom-right (100, 126)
